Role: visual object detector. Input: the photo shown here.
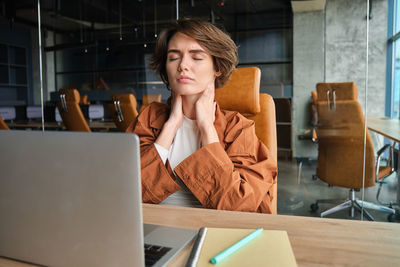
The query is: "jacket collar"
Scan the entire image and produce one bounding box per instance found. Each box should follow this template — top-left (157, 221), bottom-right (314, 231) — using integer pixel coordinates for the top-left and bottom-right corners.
top-left (148, 103), bottom-right (170, 130)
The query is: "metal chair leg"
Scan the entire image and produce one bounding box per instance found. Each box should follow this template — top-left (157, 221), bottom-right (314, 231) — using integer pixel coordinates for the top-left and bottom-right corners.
top-left (356, 200), bottom-right (396, 214)
top-left (320, 200), bottom-right (352, 217)
top-left (354, 201), bottom-right (375, 221)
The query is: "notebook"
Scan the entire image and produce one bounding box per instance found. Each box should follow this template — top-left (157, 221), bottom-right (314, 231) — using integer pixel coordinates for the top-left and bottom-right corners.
top-left (0, 130), bottom-right (196, 267)
top-left (196, 228), bottom-right (297, 267)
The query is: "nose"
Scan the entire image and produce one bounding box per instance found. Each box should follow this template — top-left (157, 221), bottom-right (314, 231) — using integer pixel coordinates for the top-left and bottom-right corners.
top-left (178, 55), bottom-right (190, 72)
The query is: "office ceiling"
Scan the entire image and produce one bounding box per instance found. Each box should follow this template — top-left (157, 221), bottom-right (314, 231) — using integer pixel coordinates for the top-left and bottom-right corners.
top-left (1, 0), bottom-right (293, 48)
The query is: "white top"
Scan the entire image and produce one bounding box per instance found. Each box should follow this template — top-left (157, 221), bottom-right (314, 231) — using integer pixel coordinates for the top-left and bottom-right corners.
top-left (154, 116), bottom-right (203, 207)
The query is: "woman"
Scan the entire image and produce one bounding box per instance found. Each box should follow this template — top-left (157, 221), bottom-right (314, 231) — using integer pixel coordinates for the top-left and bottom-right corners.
top-left (127, 19), bottom-right (277, 213)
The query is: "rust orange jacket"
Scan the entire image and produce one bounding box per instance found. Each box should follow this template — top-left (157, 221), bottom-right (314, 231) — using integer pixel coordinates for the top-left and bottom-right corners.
top-left (126, 102), bottom-right (277, 213)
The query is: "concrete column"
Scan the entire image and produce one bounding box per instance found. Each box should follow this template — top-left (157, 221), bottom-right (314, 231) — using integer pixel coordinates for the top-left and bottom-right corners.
top-left (292, 11), bottom-right (324, 158)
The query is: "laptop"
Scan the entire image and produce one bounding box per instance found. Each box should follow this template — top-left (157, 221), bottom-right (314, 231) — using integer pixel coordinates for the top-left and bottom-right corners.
top-left (0, 130), bottom-right (196, 267)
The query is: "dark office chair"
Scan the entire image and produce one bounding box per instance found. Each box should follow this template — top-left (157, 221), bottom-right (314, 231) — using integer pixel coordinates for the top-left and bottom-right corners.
top-left (310, 82), bottom-right (396, 221)
top-left (0, 116), bottom-right (9, 130)
top-left (109, 94), bottom-right (139, 132)
top-left (57, 88), bottom-right (91, 132)
top-left (215, 67), bottom-right (278, 214)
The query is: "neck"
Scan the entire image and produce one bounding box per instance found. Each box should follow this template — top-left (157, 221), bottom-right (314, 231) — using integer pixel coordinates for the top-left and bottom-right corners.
top-left (181, 93), bottom-right (202, 120)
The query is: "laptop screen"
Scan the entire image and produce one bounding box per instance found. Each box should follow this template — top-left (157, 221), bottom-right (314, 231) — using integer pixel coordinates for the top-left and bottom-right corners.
top-left (0, 130), bottom-right (145, 267)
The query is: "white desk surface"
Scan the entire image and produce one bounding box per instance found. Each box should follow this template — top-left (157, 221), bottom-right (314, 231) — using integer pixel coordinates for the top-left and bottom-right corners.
top-left (367, 116), bottom-right (400, 143)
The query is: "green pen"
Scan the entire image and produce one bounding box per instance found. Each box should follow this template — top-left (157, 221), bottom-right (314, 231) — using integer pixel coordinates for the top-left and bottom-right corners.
top-left (209, 228), bottom-right (263, 264)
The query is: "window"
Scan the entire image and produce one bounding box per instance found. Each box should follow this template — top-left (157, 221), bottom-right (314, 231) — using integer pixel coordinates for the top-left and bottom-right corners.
top-left (388, 0), bottom-right (400, 118)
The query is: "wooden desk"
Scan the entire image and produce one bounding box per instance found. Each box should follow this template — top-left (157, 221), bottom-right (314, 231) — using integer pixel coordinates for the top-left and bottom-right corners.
top-left (144, 204), bottom-right (400, 267)
top-left (2, 204), bottom-right (400, 266)
top-left (7, 121), bottom-right (64, 130)
top-left (87, 121), bottom-right (116, 131)
top-left (6, 121), bottom-right (116, 132)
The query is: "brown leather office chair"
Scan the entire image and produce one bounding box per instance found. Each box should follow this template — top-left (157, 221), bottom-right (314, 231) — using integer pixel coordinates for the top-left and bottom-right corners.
top-left (310, 82), bottom-right (395, 221)
top-left (215, 67), bottom-right (278, 214)
top-left (246, 94), bottom-right (278, 214)
top-left (0, 116), bottom-right (9, 130)
top-left (57, 88), bottom-right (91, 132)
top-left (139, 94), bottom-right (162, 113)
top-left (109, 94), bottom-right (139, 132)
top-left (79, 94), bottom-right (91, 105)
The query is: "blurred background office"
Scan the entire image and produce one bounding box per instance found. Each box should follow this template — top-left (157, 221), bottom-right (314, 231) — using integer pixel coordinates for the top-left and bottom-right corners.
top-left (0, 0), bottom-right (398, 222)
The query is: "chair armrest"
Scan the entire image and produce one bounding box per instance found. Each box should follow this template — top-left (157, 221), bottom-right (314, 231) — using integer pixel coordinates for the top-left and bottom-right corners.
top-left (376, 144), bottom-right (391, 157)
top-left (375, 143), bottom-right (395, 182)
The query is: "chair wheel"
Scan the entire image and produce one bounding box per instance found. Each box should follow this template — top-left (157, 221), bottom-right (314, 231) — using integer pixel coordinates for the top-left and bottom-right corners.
top-left (310, 203), bottom-right (319, 212)
top-left (388, 213), bottom-right (397, 222)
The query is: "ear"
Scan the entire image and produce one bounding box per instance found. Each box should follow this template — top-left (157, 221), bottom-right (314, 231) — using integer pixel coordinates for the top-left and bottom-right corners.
top-left (215, 71), bottom-right (222, 77)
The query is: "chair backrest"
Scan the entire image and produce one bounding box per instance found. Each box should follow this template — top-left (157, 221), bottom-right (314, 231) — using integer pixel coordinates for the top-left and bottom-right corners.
top-left (57, 88), bottom-right (91, 132)
top-left (143, 94), bottom-right (162, 106)
top-left (215, 67), bottom-right (261, 116)
top-left (316, 82), bottom-right (358, 102)
top-left (139, 94), bottom-right (162, 113)
top-left (311, 90), bottom-right (318, 103)
top-left (246, 94), bottom-right (277, 159)
top-left (316, 90), bottom-right (375, 189)
top-left (0, 116), bottom-right (9, 130)
top-left (246, 93), bottom-right (278, 214)
top-left (109, 94), bottom-right (139, 132)
top-left (310, 90), bottom-right (318, 126)
top-left (215, 67), bottom-right (278, 214)
top-left (79, 94), bottom-right (91, 105)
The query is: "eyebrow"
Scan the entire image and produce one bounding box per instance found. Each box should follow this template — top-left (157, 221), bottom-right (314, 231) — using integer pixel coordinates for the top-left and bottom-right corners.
top-left (167, 49), bottom-right (207, 54)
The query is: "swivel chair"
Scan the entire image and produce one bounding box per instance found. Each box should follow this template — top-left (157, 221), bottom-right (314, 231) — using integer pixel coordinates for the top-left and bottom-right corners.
top-left (0, 116), bottom-right (9, 130)
top-left (215, 67), bottom-right (278, 214)
top-left (139, 94), bottom-right (162, 113)
top-left (109, 94), bottom-right (139, 132)
top-left (310, 82), bottom-right (395, 221)
top-left (57, 88), bottom-right (91, 132)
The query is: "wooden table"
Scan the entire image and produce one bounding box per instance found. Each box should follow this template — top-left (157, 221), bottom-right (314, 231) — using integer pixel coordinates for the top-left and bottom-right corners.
top-left (6, 121), bottom-right (116, 132)
top-left (7, 121), bottom-right (64, 130)
top-left (1, 204), bottom-right (400, 266)
top-left (143, 204), bottom-right (400, 267)
top-left (87, 121), bottom-right (116, 131)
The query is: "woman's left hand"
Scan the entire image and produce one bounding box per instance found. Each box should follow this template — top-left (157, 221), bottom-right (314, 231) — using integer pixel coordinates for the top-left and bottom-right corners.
top-left (195, 82), bottom-right (219, 145)
top-left (195, 82), bottom-right (215, 129)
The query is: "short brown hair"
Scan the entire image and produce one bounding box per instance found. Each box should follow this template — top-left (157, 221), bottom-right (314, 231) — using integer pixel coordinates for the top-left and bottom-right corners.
top-left (150, 19), bottom-right (238, 89)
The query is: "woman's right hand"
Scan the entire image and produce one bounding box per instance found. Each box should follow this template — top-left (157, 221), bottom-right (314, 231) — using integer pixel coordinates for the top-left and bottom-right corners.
top-left (155, 91), bottom-right (183, 150)
top-left (168, 91), bottom-right (184, 129)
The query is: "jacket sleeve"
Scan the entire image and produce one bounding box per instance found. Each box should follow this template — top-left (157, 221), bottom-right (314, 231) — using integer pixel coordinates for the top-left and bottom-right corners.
top-left (128, 107), bottom-right (180, 204)
top-left (174, 115), bottom-right (277, 213)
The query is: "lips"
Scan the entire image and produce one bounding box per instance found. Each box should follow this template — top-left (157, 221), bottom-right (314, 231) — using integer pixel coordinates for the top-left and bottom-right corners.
top-left (177, 75), bottom-right (194, 83)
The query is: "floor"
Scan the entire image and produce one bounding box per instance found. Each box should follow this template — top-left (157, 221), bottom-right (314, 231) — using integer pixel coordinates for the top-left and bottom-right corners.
top-left (277, 159), bottom-right (399, 223)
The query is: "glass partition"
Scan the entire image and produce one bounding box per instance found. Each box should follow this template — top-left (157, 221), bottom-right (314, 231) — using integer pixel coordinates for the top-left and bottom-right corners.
top-left (6, 0), bottom-right (394, 222)
top-left (370, 0), bottom-right (399, 222)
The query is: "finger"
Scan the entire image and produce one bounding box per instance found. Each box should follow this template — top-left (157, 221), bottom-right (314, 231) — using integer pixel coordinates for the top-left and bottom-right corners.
top-left (172, 91), bottom-right (181, 103)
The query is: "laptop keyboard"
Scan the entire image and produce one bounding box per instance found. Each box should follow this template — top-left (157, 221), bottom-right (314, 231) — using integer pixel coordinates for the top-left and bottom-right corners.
top-left (144, 243), bottom-right (172, 267)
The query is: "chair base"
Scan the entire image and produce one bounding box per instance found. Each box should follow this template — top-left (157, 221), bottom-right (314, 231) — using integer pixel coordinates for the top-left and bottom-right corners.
top-left (312, 189), bottom-right (395, 221)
